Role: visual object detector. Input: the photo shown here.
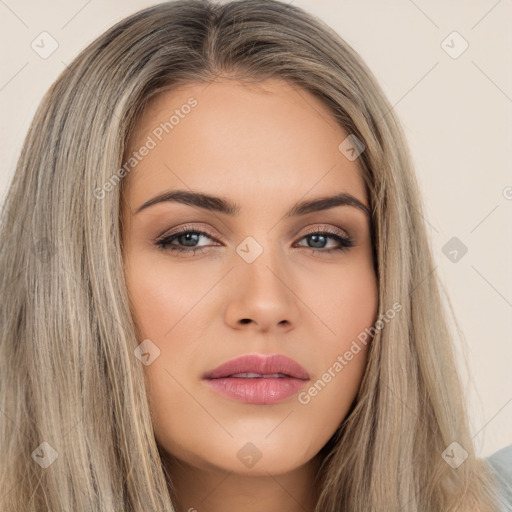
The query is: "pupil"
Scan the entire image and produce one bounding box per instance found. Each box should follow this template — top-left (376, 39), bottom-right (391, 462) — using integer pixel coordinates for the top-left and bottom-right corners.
top-left (309, 234), bottom-right (326, 248)
top-left (181, 233), bottom-right (198, 247)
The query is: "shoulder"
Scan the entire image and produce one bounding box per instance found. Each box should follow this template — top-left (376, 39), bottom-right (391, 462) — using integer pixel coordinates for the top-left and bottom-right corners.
top-left (484, 445), bottom-right (512, 511)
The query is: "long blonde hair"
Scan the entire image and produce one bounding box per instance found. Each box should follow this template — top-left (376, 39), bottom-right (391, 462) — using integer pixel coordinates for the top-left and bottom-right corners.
top-left (0, 0), bottom-right (503, 510)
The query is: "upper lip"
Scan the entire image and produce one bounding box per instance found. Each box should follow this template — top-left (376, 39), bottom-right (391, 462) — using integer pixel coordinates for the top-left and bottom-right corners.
top-left (203, 354), bottom-right (310, 380)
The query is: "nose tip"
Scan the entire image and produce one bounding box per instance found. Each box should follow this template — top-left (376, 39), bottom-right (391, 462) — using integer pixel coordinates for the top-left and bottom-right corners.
top-left (223, 249), bottom-right (301, 334)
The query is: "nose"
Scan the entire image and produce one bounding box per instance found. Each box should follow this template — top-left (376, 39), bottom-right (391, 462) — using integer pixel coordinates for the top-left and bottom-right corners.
top-left (223, 246), bottom-right (301, 334)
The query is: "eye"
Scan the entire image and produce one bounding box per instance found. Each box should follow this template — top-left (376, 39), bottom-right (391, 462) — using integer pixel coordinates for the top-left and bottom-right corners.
top-left (155, 227), bottom-right (216, 256)
top-left (154, 225), bottom-right (354, 256)
top-left (294, 227), bottom-right (354, 254)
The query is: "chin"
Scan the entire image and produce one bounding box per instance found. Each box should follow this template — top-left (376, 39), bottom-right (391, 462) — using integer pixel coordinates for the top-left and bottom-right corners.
top-left (161, 433), bottom-right (319, 477)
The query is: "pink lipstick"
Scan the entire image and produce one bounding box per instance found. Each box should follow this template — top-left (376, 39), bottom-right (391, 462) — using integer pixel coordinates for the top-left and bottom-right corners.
top-left (202, 353), bottom-right (310, 404)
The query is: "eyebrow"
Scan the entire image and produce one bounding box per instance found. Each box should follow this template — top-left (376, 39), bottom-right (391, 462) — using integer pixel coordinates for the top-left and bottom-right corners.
top-left (135, 189), bottom-right (371, 218)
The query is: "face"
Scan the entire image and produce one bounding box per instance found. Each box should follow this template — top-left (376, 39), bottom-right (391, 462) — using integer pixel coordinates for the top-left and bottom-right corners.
top-left (120, 78), bottom-right (378, 477)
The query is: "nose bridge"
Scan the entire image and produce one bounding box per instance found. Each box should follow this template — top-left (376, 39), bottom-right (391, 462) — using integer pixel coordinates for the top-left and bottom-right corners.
top-left (223, 229), bottom-right (300, 331)
top-left (235, 230), bottom-right (289, 298)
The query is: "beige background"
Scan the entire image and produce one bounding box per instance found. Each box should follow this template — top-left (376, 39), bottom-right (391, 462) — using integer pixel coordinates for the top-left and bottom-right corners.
top-left (1, 0), bottom-right (511, 458)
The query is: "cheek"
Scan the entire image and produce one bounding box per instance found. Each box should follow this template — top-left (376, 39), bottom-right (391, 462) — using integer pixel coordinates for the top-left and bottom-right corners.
top-left (293, 258), bottom-right (377, 429)
top-left (302, 254), bottom-right (379, 344)
top-left (124, 251), bottom-right (213, 340)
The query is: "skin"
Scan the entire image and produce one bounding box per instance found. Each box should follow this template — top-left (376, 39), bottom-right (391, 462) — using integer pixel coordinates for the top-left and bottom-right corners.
top-left (120, 77), bottom-right (378, 512)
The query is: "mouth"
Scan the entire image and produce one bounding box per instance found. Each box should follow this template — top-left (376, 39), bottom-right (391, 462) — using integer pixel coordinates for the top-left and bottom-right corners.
top-left (228, 372), bottom-right (291, 378)
top-left (202, 354), bottom-right (310, 404)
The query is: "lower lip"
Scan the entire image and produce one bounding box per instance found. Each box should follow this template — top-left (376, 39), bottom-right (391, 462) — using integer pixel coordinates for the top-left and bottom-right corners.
top-left (204, 377), bottom-right (308, 404)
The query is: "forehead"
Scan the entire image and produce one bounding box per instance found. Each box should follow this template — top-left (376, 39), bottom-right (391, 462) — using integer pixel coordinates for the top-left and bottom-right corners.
top-left (123, 78), bottom-right (368, 212)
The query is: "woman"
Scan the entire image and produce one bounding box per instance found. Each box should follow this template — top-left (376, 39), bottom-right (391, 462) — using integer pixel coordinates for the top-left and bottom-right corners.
top-left (0, 0), bottom-right (509, 510)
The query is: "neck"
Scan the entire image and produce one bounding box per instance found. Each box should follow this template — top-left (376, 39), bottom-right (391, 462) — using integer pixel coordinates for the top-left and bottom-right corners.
top-left (162, 452), bottom-right (323, 512)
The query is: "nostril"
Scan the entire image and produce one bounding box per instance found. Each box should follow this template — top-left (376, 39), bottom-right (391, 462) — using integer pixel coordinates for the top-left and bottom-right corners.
top-left (240, 319), bottom-right (252, 324)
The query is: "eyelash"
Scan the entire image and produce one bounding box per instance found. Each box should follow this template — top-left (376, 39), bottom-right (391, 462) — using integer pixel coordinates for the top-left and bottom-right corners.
top-left (154, 225), bottom-right (355, 256)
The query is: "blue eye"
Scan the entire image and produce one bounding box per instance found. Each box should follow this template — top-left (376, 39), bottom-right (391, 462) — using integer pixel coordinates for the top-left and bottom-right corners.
top-left (155, 227), bottom-right (354, 256)
top-left (296, 230), bottom-right (355, 253)
top-left (155, 230), bottom-right (213, 256)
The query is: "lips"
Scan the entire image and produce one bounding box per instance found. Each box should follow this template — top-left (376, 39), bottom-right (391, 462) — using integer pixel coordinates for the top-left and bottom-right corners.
top-left (202, 354), bottom-right (310, 404)
top-left (203, 354), bottom-right (310, 380)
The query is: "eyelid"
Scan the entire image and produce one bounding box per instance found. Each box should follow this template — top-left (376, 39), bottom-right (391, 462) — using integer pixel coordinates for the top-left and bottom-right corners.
top-left (296, 224), bottom-right (351, 239)
top-left (155, 222), bottom-right (221, 241)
